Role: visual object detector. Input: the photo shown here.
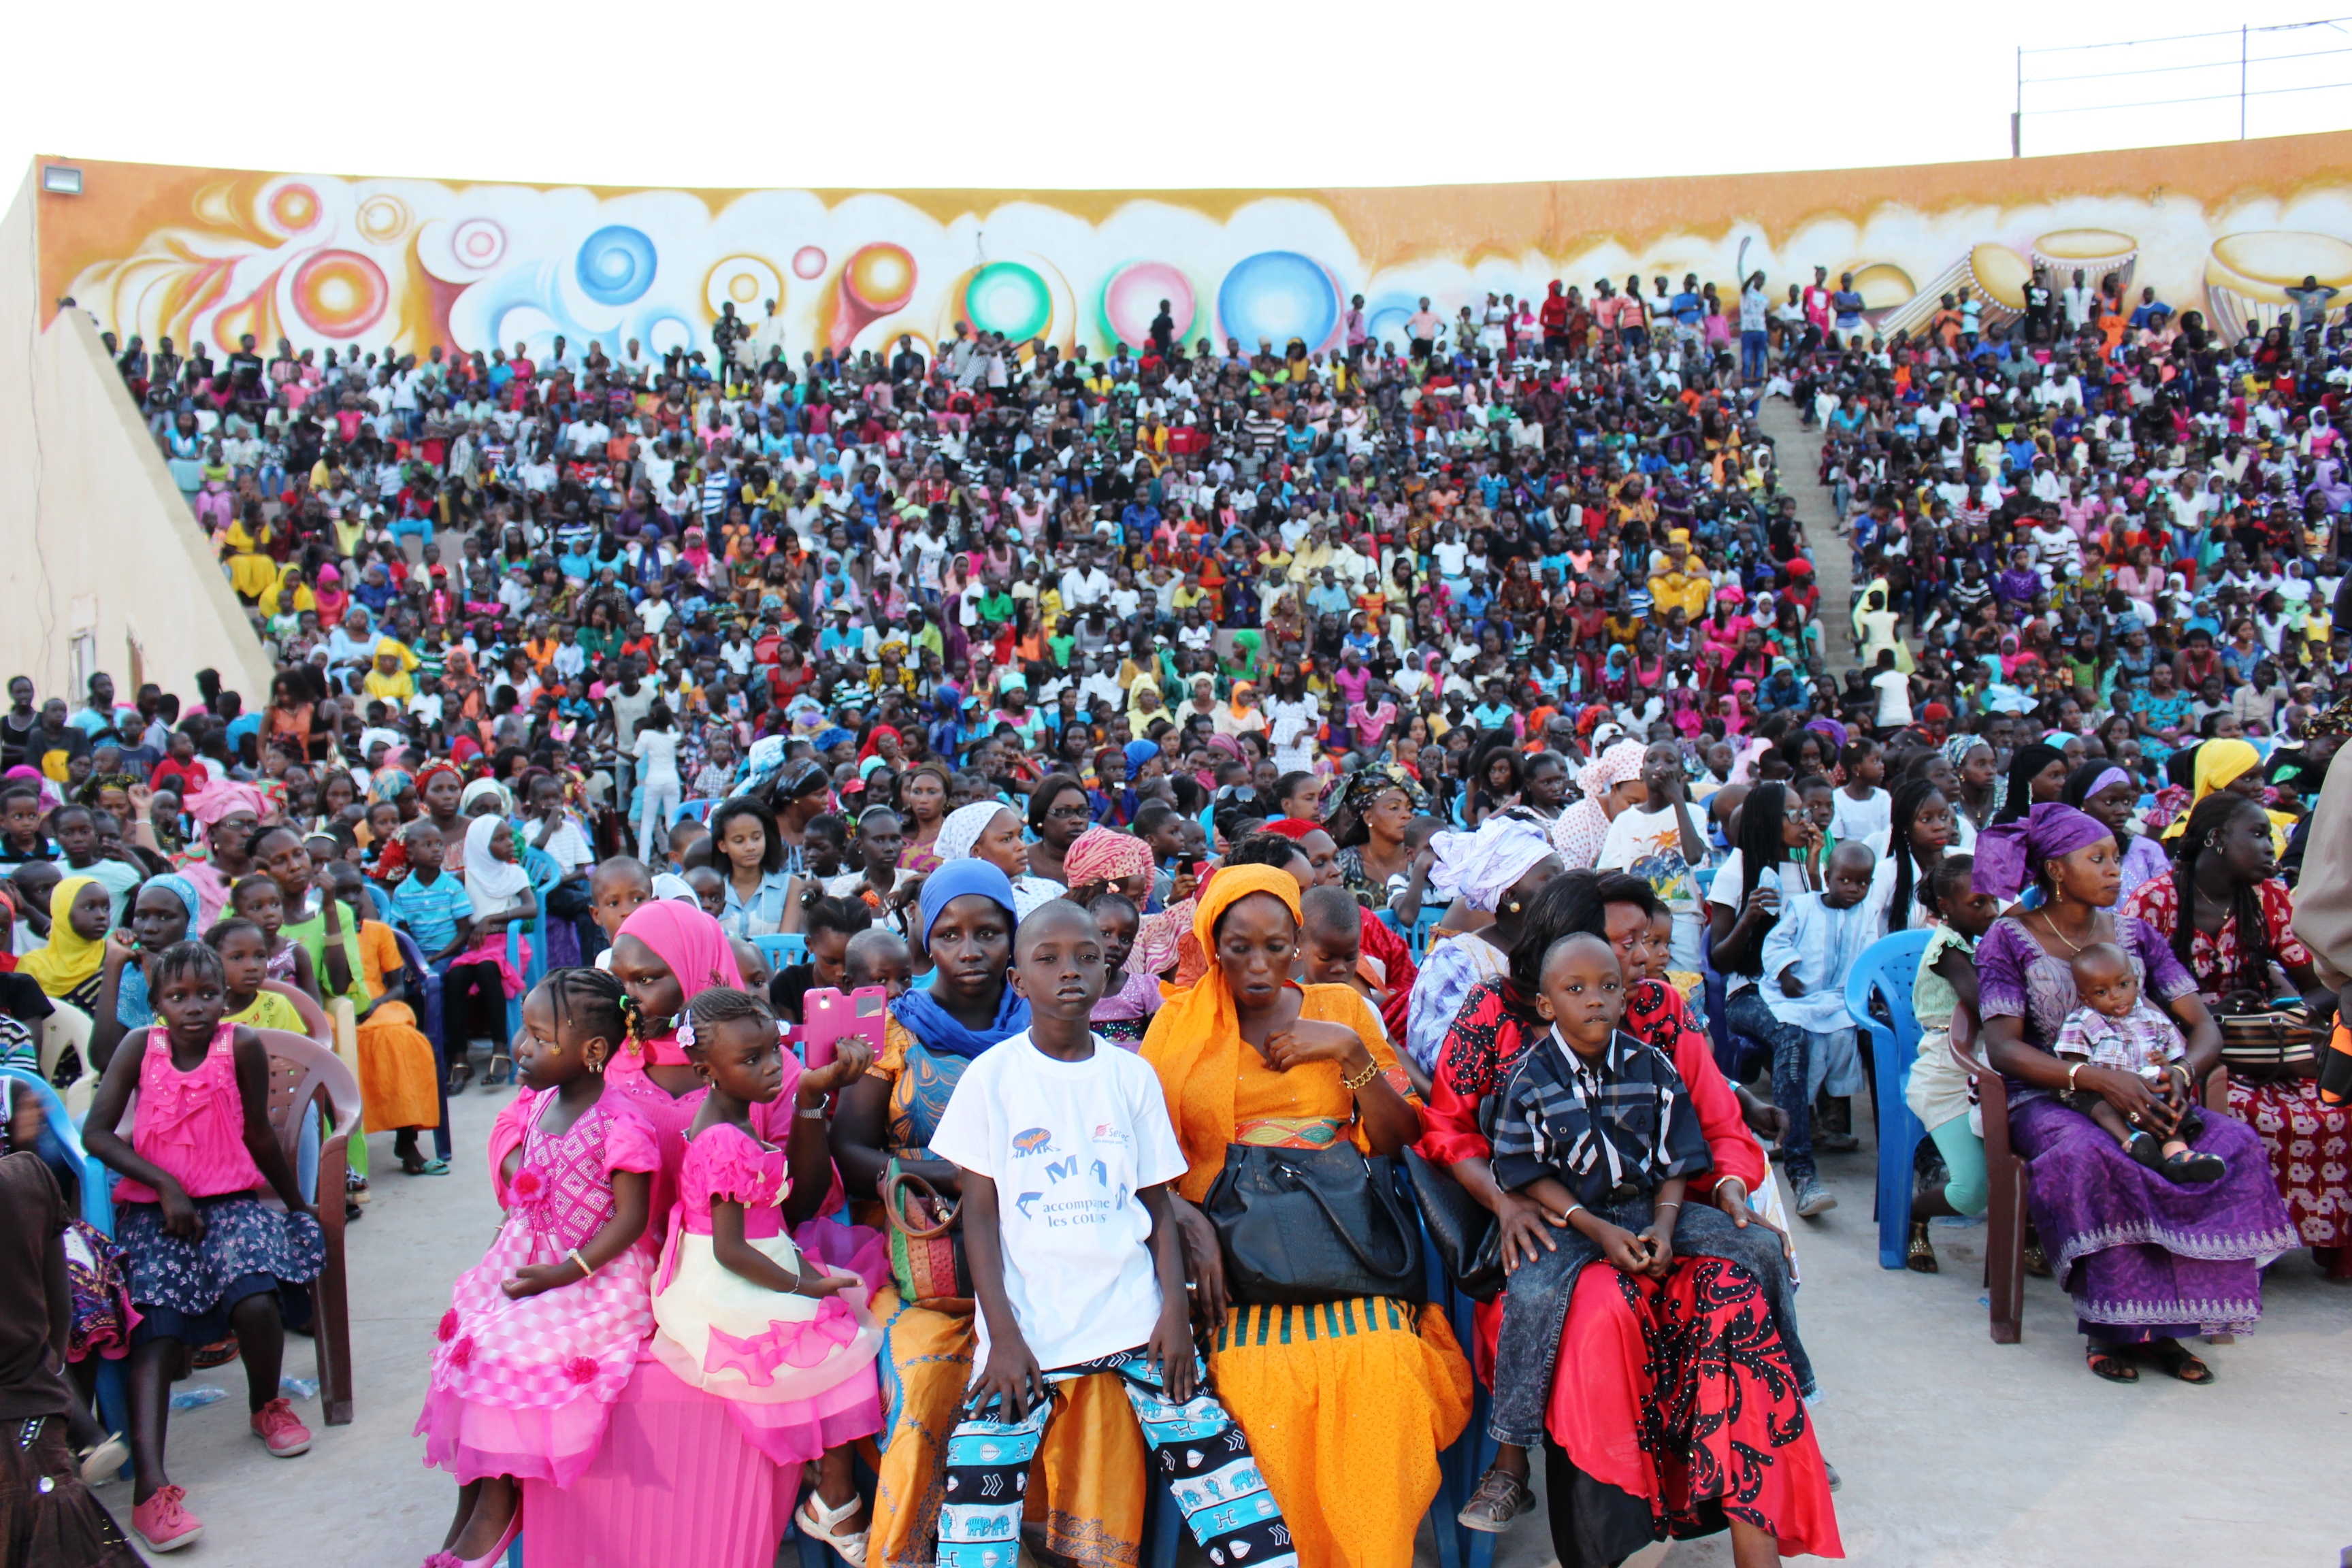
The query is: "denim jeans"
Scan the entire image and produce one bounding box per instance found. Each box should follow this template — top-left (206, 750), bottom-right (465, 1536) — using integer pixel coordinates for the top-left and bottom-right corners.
top-left (1488, 1196), bottom-right (1814, 1447)
top-left (1727, 987), bottom-right (1813, 1181)
top-left (1740, 329), bottom-right (1769, 380)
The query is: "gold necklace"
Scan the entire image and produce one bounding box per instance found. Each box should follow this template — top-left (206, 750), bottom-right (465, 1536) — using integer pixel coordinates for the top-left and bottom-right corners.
top-left (2038, 904), bottom-right (2095, 956)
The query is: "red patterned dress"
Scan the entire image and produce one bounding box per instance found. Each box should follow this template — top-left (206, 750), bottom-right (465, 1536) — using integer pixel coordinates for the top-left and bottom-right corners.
top-left (1419, 976), bottom-right (1839, 1566)
top-left (2121, 872), bottom-right (2352, 1267)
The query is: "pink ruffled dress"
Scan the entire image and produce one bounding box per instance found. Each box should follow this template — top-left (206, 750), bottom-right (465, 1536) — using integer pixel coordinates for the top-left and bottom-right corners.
top-left (517, 1037), bottom-right (887, 1568)
top-left (413, 1089), bottom-right (659, 1488)
top-left (649, 1122), bottom-right (883, 1466)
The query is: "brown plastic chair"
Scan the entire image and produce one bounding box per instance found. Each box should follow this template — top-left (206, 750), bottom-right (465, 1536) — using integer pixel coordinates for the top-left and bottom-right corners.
top-left (261, 981), bottom-right (335, 1046)
top-left (1949, 1001), bottom-right (2235, 1346)
top-left (253, 1028), bottom-right (361, 1426)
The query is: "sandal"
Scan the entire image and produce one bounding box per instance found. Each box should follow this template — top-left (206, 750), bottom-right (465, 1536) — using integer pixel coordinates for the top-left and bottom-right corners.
top-left (446, 1062), bottom-right (474, 1096)
top-left (1456, 1467), bottom-right (1537, 1533)
top-left (2125, 1130), bottom-right (2166, 1172)
top-left (1905, 1218), bottom-right (1939, 1274)
top-left (2085, 1345), bottom-right (2139, 1383)
top-left (2023, 1232), bottom-right (2053, 1279)
top-left (2160, 1148), bottom-right (2227, 1184)
top-left (2138, 1339), bottom-right (2216, 1384)
top-left (796, 1493), bottom-right (870, 1567)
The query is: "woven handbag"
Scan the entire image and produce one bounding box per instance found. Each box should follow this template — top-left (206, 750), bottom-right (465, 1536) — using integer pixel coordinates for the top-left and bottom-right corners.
top-left (883, 1160), bottom-right (972, 1311)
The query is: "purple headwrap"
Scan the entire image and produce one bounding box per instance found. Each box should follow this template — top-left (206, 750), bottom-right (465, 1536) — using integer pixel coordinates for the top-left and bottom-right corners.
top-left (1970, 803), bottom-right (2115, 902)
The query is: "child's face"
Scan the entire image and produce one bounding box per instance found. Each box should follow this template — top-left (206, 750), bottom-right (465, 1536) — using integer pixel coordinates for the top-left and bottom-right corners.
top-left (2075, 956), bottom-right (2141, 1019)
top-left (1801, 785), bottom-right (1836, 832)
top-left (406, 825), bottom-right (445, 871)
top-left (1941, 886), bottom-right (2005, 938)
top-left (1535, 937), bottom-right (1625, 1056)
top-left (845, 936), bottom-right (915, 999)
top-left (1091, 904), bottom-right (1140, 976)
top-left (65, 883), bottom-right (110, 943)
top-left (1296, 921), bottom-right (1362, 989)
top-left (213, 931), bottom-right (267, 998)
top-left (55, 814), bottom-right (96, 863)
top-left (592, 868), bottom-right (653, 937)
top-left (1009, 911), bottom-right (1107, 1024)
top-left (1852, 747), bottom-right (1884, 787)
top-left (1823, 849), bottom-right (1875, 909)
top-left (3, 798), bottom-right (39, 845)
top-left (1643, 912), bottom-right (1676, 981)
top-left (234, 879), bottom-right (286, 938)
top-left (156, 962), bottom-right (231, 1032)
top-left (693, 1013), bottom-right (786, 1105)
top-left (686, 866), bottom-right (727, 919)
top-left (515, 983), bottom-right (597, 1091)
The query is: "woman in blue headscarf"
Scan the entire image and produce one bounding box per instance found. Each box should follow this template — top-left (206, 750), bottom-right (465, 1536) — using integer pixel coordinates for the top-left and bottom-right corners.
top-left (826, 862), bottom-right (1143, 1565)
top-left (91, 873), bottom-right (201, 1068)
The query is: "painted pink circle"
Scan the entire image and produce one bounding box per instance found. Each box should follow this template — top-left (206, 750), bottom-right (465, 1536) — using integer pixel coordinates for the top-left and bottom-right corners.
top-left (452, 218), bottom-right (506, 269)
top-left (1105, 261), bottom-right (1192, 348)
top-left (291, 249), bottom-right (389, 338)
top-left (792, 246), bottom-right (828, 280)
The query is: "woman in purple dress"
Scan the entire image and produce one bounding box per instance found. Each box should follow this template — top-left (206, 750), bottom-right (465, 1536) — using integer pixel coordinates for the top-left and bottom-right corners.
top-left (1974, 804), bottom-right (2295, 1384)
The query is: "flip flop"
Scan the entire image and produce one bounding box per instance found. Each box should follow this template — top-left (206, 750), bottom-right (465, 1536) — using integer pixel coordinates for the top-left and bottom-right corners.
top-left (2085, 1345), bottom-right (2139, 1384)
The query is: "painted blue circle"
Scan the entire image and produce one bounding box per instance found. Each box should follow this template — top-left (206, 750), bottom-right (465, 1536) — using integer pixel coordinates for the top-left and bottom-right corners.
top-left (574, 225), bottom-right (657, 306)
top-left (1217, 251), bottom-right (1338, 349)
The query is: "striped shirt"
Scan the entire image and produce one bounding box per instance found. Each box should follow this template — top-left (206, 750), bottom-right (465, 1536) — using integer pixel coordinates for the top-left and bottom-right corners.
top-left (1490, 1027), bottom-right (1710, 1209)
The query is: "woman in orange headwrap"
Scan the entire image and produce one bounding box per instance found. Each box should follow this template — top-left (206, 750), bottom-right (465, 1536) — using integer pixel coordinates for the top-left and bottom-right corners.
top-left (1142, 866), bottom-right (1471, 1568)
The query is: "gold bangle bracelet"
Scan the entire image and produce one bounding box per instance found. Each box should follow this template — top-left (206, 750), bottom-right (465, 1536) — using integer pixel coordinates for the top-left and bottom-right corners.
top-left (568, 1247), bottom-right (596, 1279)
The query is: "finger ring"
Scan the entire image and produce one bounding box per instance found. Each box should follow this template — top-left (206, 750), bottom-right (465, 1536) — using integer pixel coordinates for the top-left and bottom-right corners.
top-left (2128, 1113), bottom-right (2140, 1124)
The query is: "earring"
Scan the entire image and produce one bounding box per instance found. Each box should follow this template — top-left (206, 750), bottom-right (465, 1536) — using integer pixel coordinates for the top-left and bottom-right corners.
top-left (1505, 898), bottom-right (1522, 915)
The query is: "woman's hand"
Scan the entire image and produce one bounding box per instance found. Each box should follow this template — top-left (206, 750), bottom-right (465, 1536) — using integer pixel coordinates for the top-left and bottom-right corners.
top-left (1713, 1177), bottom-right (1796, 1258)
top-left (1494, 1189), bottom-right (1567, 1271)
top-left (1741, 884), bottom-right (1782, 924)
top-left (129, 783), bottom-right (154, 816)
top-left (1171, 1197), bottom-right (1228, 1332)
top-left (1262, 1019), bottom-right (1369, 1073)
top-left (966, 1329), bottom-right (1047, 1421)
top-left (108, 928), bottom-right (139, 961)
top-left (802, 1038), bottom-right (875, 1098)
top-left (1167, 867), bottom-right (1198, 906)
top-left (2089, 1062), bottom-right (2176, 1135)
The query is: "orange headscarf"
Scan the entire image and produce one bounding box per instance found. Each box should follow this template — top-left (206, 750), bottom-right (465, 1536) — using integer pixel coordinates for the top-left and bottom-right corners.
top-left (1141, 866), bottom-right (1303, 1203)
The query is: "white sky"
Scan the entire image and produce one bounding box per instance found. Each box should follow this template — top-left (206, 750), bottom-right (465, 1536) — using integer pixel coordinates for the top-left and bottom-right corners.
top-left (7, 1), bottom-right (2351, 191)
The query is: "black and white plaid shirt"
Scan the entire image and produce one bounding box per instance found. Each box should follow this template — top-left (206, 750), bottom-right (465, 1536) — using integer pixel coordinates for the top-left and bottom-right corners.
top-left (1490, 1027), bottom-right (1711, 1209)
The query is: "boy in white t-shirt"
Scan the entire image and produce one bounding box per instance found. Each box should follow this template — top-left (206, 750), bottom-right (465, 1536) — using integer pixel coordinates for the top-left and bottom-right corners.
top-left (927, 903), bottom-right (1297, 1568)
top-left (1828, 736), bottom-right (1891, 845)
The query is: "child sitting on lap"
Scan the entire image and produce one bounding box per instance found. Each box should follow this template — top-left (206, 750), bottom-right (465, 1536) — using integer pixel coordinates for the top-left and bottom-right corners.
top-left (926, 902), bottom-right (1297, 1568)
top-left (2055, 943), bottom-right (2225, 1183)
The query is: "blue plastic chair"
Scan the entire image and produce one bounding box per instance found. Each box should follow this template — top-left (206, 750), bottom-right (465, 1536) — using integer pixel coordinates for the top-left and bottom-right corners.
top-left (521, 847), bottom-right (561, 993)
top-left (671, 798), bottom-right (715, 827)
top-left (2, 1068), bottom-right (129, 1448)
top-left (1843, 928), bottom-right (1933, 1271)
top-left (753, 932), bottom-right (809, 972)
top-left (392, 927), bottom-right (453, 1164)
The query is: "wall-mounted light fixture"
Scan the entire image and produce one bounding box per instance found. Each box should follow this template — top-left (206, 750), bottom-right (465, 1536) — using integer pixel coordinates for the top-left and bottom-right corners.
top-left (42, 165), bottom-right (82, 195)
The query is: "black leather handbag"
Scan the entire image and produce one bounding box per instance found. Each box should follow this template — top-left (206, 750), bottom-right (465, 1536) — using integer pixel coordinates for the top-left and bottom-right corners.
top-left (1401, 1148), bottom-right (1506, 1302)
top-left (1203, 1143), bottom-right (1423, 1305)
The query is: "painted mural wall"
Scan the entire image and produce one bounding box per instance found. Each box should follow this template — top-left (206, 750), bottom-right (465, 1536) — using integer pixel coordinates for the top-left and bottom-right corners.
top-left (31, 133), bottom-right (2352, 370)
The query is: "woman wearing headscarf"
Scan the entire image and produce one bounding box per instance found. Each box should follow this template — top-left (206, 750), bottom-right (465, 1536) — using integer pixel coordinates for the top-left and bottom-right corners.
top-left (1258, 816), bottom-right (1422, 1047)
top-left (1213, 680), bottom-right (1267, 739)
top-left (1403, 814), bottom-right (1565, 1073)
top-left (1327, 768), bottom-right (1426, 909)
top-left (174, 779), bottom-right (267, 931)
top-left (830, 863), bottom-right (1144, 1567)
top-left (932, 800), bottom-right (1061, 921)
top-left (1549, 738), bottom-right (1647, 871)
top-left (1974, 803), bottom-right (2291, 1382)
top-left (1989, 740), bottom-right (2069, 826)
top-left (438, 814), bottom-right (537, 1085)
top-left (1142, 866), bottom-right (1471, 1568)
top-left (2065, 762), bottom-right (2170, 902)
top-left (530, 902), bottom-right (885, 1567)
top-left (2157, 737), bottom-right (2293, 857)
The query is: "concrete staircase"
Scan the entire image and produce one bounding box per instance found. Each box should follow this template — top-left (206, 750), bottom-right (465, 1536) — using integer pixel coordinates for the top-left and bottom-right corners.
top-left (1756, 397), bottom-right (1853, 676)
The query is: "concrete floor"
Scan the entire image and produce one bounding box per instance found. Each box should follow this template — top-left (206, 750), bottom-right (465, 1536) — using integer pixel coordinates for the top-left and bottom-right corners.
top-left (119, 1088), bottom-right (2352, 1568)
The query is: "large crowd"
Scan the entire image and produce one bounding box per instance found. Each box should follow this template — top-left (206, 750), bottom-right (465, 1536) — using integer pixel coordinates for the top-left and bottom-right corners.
top-left (1, 258), bottom-right (2347, 1567)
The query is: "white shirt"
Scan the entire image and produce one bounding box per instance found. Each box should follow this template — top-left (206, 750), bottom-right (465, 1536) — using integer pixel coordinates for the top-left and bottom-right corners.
top-left (1829, 785), bottom-right (1892, 845)
top-left (631, 727), bottom-right (681, 785)
top-left (928, 1031), bottom-right (1187, 1374)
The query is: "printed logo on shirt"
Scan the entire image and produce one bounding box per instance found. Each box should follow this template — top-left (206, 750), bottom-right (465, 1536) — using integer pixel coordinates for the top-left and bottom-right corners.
top-left (1011, 1127), bottom-right (1056, 1157)
top-left (1092, 1124), bottom-right (1131, 1147)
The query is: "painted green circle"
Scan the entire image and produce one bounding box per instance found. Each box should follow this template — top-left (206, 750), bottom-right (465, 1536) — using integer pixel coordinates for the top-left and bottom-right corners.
top-left (966, 263), bottom-right (1051, 339)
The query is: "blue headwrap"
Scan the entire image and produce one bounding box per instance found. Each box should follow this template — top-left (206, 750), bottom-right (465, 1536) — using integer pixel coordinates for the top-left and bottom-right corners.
top-left (898, 860), bottom-right (1028, 1060)
top-left (145, 874), bottom-right (201, 927)
top-left (1123, 738), bottom-right (1160, 772)
top-left (116, 874), bottom-right (203, 1030)
top-left (814, 727), bottom-right (855, 753)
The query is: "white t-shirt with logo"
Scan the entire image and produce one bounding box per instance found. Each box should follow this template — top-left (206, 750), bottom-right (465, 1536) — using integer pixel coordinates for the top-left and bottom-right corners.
top-left (928, 1030), bottom-right (1188, 1374)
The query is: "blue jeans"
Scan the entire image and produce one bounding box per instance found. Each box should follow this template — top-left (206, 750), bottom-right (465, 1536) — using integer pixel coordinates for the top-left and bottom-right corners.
top-left (939, 1347), bottom-right (1296, 1568)
top-left (1741, 329), bottom-right (1769, 380)
top-left (1727, 987), bottom-right (1814, 1181)
top-left (1488, 1197), bottom-right (1813, 1448)
top-left (387, 516), bottom-right (434, 548)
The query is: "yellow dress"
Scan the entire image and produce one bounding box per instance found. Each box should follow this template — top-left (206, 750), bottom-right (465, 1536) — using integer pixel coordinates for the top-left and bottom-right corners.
top-left (353, 920), bottom-right (440, 1132)
top-left (1145, 981), bottom-right (1472, 1568)
top-left (860, 1015), bottom-right (1148, 1568)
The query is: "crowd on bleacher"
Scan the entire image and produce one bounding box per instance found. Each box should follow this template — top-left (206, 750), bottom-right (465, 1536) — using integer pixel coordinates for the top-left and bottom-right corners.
top-left (1, 259), bottom-right (2347, 1567)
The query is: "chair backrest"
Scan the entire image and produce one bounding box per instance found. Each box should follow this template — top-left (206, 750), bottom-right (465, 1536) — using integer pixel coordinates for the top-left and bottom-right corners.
top-left (0, 1066), bottom-right (114, 1234)
top-left (40, 1004), bottom-right (93, 1086)
top-left (366, 881), bottom-right (399, 925)
top-left (1843, 928), bottom-right (1933, 1060)
top-left (252, 1028), bottom-right (364, 1164)
top-left (753, 932), bottom-right (809, 970)
top-left (263, 980), bottom-right (336, 1047)
top-left (390, 927), bottom-right (431, 987)
top-left (1948, 997), bottom-right (1984, 1073)
top-left (672, 798), bottom-right (713, 827)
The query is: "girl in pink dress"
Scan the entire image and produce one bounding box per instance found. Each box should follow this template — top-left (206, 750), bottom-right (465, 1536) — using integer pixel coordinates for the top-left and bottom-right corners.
top-left (655, 987), bottom-right (882, 1563)
top-left (415, 968), bottom-right (656, 1568)
top-left (521, 902), bottom-right (884, 1568)
top-left (81, 940), bottom-right (325, 1558)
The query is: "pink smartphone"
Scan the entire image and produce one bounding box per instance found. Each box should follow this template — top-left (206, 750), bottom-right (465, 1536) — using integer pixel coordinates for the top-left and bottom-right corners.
top-left (800, 985), bottom-right (889, 1071)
